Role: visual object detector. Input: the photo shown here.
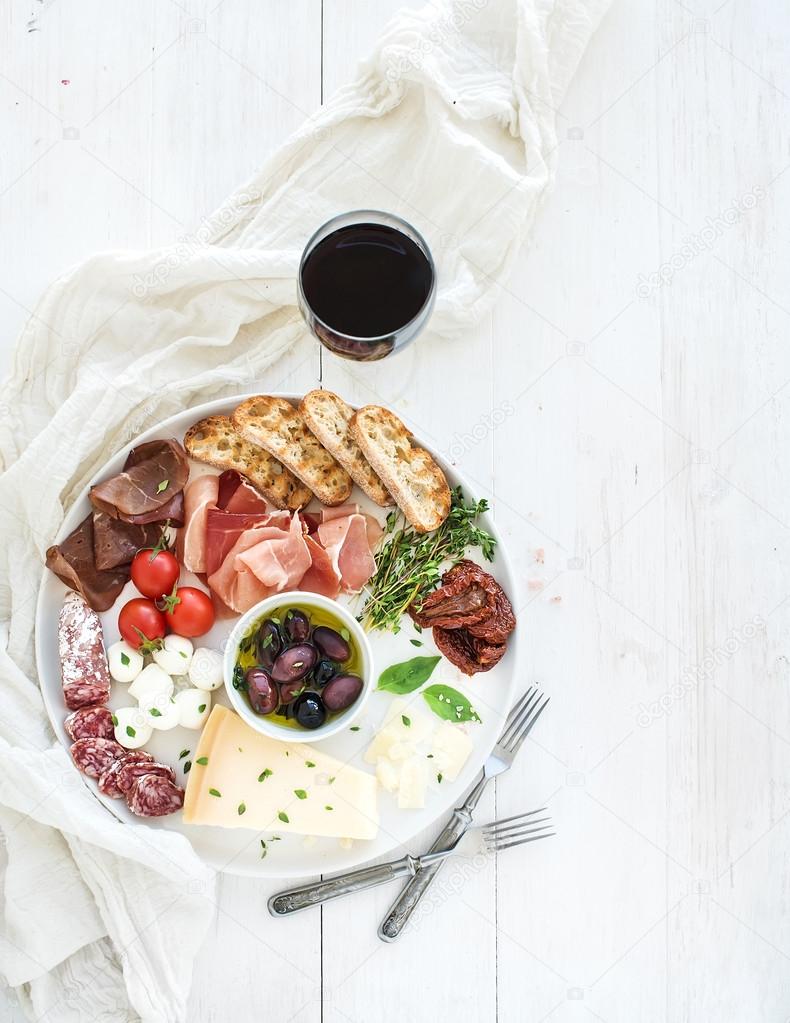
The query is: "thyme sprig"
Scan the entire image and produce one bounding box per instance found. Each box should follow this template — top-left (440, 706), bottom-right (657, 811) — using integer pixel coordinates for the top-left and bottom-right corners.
top-left (359, 487), bottom-right (496, 632)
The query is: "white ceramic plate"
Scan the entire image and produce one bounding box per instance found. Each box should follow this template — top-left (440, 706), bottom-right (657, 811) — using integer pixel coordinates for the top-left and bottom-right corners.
top-left (35, 393), bottom-right (520, 877)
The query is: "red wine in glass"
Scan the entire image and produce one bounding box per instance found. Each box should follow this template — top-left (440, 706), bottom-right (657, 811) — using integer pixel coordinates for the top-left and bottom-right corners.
top-left (298, 211), bottom-right (436, 361)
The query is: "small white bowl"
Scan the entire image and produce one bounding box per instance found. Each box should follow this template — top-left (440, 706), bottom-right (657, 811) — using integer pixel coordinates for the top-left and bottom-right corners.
top-left (223, 592), bottom-right (374, 743)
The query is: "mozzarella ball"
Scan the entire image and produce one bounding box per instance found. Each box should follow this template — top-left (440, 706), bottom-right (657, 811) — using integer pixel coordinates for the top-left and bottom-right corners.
top-left (139, 693), bottom-right (181, 731)
top-left (128, 664), bottom-right (174, 704)
top-left (107, 641), bottom-right (144, 684)
top-left (113, 706), bottom-right (153, 749)
top-left (188, 648), bottom-right (224, 692)
top-left (174, 688), bottom-right (211, 730)
top-left (153, 635), bottom-right (194, 676)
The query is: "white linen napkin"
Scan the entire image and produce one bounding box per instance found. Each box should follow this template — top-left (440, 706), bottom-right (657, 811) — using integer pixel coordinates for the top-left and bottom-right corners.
top-left (0, 0), bottom-right (609, 1018)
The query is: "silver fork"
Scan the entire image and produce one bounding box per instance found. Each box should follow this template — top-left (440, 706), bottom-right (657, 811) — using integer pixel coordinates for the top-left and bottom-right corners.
top-left (268, 809), bottom-right (553, 916)
top-left (378, 685), bottom-right (549, 941)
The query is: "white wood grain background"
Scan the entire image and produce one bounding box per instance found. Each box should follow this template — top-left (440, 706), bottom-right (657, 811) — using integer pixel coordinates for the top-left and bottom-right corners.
top-left (3, 0), bottom-right (790, 1020)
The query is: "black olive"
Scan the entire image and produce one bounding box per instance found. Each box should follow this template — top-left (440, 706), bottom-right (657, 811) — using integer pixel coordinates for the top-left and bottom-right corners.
top-left (271, 643), bottom-right (319, 683)
top-left (245, 668), bottom-right (278, 715)
top-left (283, 608), bottom-right (311, 643)
top-left (323, 674), bottom-right (364, 711)
top-left (256, 619), bottom-right (282, 669)
top-left (293, 691), bottom-right (327, 729)
top-left (312, 626), bottom-right (351, 662)
top-left (313, 658), bottom-right (338, 686)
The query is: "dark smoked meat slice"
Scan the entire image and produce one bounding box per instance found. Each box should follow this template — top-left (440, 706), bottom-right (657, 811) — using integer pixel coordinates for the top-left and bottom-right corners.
top-left (92, 511), bottom-right (163, 570)
top-left (89, 438), bottom-right (189, 522)
top-left (127, 774), bottom-right (185, 818)
top-left (47, 516), bottom-right (130, 611)
top-left (433, 626), bottom-right (508, 676)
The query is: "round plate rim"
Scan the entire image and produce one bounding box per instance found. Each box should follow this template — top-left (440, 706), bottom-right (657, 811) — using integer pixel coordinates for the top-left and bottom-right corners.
top-left (35, 391), bottom-right (521, 878)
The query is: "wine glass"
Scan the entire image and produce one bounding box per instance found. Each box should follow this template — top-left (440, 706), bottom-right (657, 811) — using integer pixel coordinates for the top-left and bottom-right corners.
top-left (297, 210), bottom-right (436, 362)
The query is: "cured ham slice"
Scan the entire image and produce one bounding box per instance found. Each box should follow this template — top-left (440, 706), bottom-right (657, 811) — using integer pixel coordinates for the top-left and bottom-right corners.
top-left (207, 525), bottom-right (292, 613)
top-left (46, 516), bottom-right (130, 611)
top-left (300, 535), bottom-right (342, 598)
top-left (217, 470), bottom-right (269, 514)
top-left (317, 513), bottom-right (376, 593)
top-left (204, 508), bottom-right (289, 576)
top-left (321, 505), bottom-right (383, 548)
top-left (236, 513), bottom-right (311, 593)
top-left (90, 439), bottom-right (189, 523)
top-left (179, 475), bottom-right (219, 574)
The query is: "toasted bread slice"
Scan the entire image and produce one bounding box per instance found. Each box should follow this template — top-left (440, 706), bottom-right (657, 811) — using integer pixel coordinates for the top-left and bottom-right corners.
top-left (232, 396), bottom-right (353, 507)
top-left (184, 415), bottom-right (312, 510)
top-left (351, 406), bottom-right (451, 533)
top-left (300, 390), bottom-right (392, 507)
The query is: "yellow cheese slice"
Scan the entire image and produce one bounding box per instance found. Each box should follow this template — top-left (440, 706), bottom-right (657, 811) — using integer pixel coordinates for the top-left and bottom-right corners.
top-left (183, 706), bottom-right (378, 840)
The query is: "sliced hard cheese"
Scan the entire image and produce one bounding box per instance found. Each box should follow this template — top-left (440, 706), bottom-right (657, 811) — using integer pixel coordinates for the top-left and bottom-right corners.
top-left (398, 756), bottom-right (428, 809)
top-left (183, 706), bottom-right (378, 840)
top-left (431, 721), bottom-right (474, 782)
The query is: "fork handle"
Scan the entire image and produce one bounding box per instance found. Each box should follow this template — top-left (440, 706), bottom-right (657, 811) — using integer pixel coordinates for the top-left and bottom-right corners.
top-left (378, 771), bottom-right (489, 942)
top-left (268, 855), bottom-right (419, 916)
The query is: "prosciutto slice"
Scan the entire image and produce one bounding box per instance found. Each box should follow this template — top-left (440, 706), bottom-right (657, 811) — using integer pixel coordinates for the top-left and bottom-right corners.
top-left (179, 475), bottom-right (219, 574)
top-left (236, 513), bottom-right (311, 592)
top-left (317, 513), bottom-right (376, 593)
top-left (207, 524), bottom-right (292, 613)
top-left (217, 470), bottom-right (268, 514)
top-left (204, 508), bottom-right (289, 576)
top-left (90, 439), bottom-right (189, 523)
top-left (300, 535), bottom-right (342, 598)
top-left (321, 505), bottom-right (383, 549)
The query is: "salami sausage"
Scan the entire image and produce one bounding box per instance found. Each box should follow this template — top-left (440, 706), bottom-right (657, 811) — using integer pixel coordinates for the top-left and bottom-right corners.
top-left (127, 774), bottom-right (185, 818)
top-left (116, 759), bottom-right (175, 797)
top-left (70, 737), bottom-right (126, 778)
top-left (98, 750), bottom-right (153, 799)
top-left (64, 705), bottom-right (115, 741)
top-left (59, 591), bottom-right (111, 710)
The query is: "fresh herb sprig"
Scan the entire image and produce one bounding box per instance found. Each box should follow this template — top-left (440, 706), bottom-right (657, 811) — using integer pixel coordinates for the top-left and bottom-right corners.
top-left (360, 487), bottom-right (496, 632)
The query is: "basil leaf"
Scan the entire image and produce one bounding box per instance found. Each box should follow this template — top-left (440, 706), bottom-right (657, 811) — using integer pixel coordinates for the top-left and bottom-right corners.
top-left (294, 789), bottom-right (307, 800)
top-left (149, 708), bottom-right (162, 717)
top-left (198, 704), bottom-right (206, 713)
top-left (209, 788), bottom-right (221, 797)
top-left (184, 761), bottom-right (192, 774)
top-left (120, 651), bottom-right (130, 665)
top-left (258, 768), bottom-right (272, 782)
top-left (278, 811), bottom-right (289, 823)
top-left (156, 479), bottom-right (169, 493)
top-left (196, 756), bottom-right (208, 766)
top-left (179, 749), bottom-right (190, 759)
top-left (422, 685), bottom-right (482, 723)
top-left (376, 655), bottom-right (441, 695)
top-left (237, 802), bottom-right (246, 816)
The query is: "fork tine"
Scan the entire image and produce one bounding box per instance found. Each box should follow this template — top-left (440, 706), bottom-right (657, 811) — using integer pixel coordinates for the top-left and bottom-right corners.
top-left (498, 689), bottom-right (540, 749)
top-left (501, 687), bottom-right (536, 733)
top-left (487, 826), bottom-right (556, 851)
top-left (487, 816), bottom-right (552, 839)
top-left (480, 808), bottom-right (547, 833)
top-left (507, 694), bottom-right (550, 754)
top-left (492, 831), bottom-right (555, 853)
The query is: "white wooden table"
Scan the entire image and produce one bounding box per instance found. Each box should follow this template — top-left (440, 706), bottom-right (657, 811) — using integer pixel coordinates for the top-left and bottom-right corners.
top-left (3, 0), bottom-right (790, 1019)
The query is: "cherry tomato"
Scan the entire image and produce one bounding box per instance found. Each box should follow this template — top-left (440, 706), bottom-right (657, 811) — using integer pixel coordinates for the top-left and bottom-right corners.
top-left (131, 548), bottom-right (180, 599)
top-left (119, 598), bottom-right (167, 650)
top-left (163, 586), bottom-right (215, 638)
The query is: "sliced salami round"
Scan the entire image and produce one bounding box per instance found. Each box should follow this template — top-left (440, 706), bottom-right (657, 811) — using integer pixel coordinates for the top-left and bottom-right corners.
top-left (98, 750), bottom-right (153, 799)
top-left (64, 705), bottom-right (115, 741)
top-left (70, 737), bottom-right (126, 778)
top-left (63, 681), bottom-right (111, 712)
top-left (116, 758), bottom-right (175, 797)
top-left (127, 774), bottom-right (185, 818)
